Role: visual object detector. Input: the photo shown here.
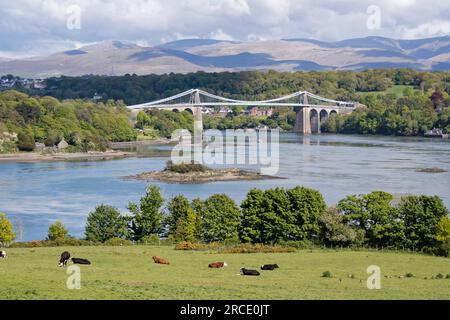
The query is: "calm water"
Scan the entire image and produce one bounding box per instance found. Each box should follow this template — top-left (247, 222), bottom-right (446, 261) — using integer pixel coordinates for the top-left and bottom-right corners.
top-left (1, 133), bottom-right (449, 241)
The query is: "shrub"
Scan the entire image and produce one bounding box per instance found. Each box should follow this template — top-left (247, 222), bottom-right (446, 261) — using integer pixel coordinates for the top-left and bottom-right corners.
top-left (47, 221), bottom-right (69, 241)
top-left (322, 271), bottom-right (333, 278)
top-left (165, 160), bottom-right (209, 173)
top-left (103, 237), bottom-right (133, 246)
top-left (0, 212), bottom-right (15, 245)
top-left (138, 234), bottom-right (160, 245)
top-left (435, 273), bottom-right (444, 279)
top-left (405, 273), bottom-right (414, 278)
top-left (17, 131), bottom-right (35, 151)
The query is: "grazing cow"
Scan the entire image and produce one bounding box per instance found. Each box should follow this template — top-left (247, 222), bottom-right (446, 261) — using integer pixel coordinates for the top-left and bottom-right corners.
top-left (0, 250), bottom-right (6, 258)
top-left (71, 258), bottom-right (91, 265)
top-left (58, 251), bottom-right (70, 267)
top-left (208, 261), bottom-right (228, 268)
top-left (152, 256), bottom-right (170, 265)
top-left (240, 268), bottom-right (260, 276)
top-left (260, 264), bottom-right (279, 271)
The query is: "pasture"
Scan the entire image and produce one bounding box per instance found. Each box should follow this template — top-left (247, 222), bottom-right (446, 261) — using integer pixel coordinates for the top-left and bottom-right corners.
top-left (0, 246), bottom-right (449, 300)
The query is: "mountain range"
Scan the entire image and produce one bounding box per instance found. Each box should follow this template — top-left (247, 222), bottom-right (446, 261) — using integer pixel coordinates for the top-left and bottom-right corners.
top-left (1, 36), bottom-right (450, 77)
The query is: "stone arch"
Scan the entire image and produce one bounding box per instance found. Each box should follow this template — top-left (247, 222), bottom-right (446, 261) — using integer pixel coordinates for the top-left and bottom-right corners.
top-left (330, 110), bottom-right (338, 116)
top-left (319, 109), bottom-right (329, 124)
top-left (184, 108), bottom-right (194, 114)
top-left (172, 108), bottom-right (180, 113)
top-left (310, 109), bottom-right (320, 133)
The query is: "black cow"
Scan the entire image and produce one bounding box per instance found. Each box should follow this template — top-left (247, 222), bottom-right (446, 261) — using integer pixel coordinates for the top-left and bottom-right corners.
top-left (261, 264), bottom-right (279, 270)
top-left (59, 251), bottom-right (70, 267)
top-left (71, 258), bottom-right (91, 265)
top-left (0, 250), bottom-right (6, 258)
top-left (240, 268), bottom-right (260, 276)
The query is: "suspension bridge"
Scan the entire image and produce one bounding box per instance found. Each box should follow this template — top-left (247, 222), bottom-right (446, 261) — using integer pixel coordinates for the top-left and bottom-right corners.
top-left (127, 89), bottom-right (359, 134)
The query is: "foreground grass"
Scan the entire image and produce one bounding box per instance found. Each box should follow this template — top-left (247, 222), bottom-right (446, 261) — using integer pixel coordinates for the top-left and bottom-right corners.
top-left (0, 246), bottom-right (449, 300)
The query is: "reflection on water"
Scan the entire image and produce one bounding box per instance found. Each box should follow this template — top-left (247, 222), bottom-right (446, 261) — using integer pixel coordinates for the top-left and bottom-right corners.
top-left (0, 133), bottom-right (449, 240)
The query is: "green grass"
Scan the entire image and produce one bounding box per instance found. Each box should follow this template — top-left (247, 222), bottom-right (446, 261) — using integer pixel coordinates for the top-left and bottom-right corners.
top-left (0, 246), bottom-right (449, 300)
top-left (360, 85), bottom-right (417, 97)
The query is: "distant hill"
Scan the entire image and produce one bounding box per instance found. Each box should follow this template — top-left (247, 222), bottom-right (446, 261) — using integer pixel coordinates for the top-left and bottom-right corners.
top-left (1, 36), bottom-right (450, 77)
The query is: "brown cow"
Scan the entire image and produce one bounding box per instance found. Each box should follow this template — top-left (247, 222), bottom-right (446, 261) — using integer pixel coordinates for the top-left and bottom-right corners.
top-left (208, 261), bottom-right (228, 268)
top-left (152, 256), bottom-right (170, 265)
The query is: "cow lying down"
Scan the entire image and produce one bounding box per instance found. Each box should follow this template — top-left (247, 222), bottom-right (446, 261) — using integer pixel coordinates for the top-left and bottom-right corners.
top-left (261, 264), bottom-right (279, 270)
top-left (152, 256), bottom-right (170, 265)
top-left (208, 261), bottom-right (227, 268)
top-left (240, 268), bottom-right (260, 276)
top-left (71, 258), bottom-right (91, 265)
top-left (0, 250), bottom-right (6, 258)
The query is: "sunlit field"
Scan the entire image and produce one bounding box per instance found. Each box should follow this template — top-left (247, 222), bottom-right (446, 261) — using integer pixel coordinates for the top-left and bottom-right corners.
top-left (0, 246), bottom-right (449, 300)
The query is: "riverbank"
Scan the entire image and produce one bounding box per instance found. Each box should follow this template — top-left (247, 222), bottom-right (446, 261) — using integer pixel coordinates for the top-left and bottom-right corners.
top-left (0, 150), bottom-right (136, 163)
top-left (125, 167), bottom-right (283, 184)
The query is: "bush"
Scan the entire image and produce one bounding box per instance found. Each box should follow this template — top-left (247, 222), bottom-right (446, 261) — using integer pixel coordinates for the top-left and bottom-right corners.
top-left (165, 160), bottom-right (210, 173)
top-left (103, 237), bottom-right (133, 246)
top-left (405, 273), bottom-right (414, 278)
top-left (221, 243), bottom-right (295, 254)
top-left (17, 131), bottom-right (35, 151)
top-left (137, 234), bottom-right (160, 245)
top-left (322, 271), bottom-right (333, 278)
top-left (0, 212), bottom-right (15, 245)
top-left (47, 221), bottom-right (69, 241)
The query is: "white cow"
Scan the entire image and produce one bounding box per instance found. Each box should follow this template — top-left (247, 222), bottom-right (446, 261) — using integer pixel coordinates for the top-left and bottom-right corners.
top-left (0, 250), bottom-right (6, 258)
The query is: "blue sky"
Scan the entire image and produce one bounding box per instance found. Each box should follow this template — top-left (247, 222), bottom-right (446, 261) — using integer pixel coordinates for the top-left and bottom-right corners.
top-left (1, 0), bottom-right (450, 57)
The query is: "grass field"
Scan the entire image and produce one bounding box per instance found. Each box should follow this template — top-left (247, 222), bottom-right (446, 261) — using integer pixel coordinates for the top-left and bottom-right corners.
top-left (0, 246), bottom-right (449, 300)
top-left (360, 85), bottom-right (418, 97)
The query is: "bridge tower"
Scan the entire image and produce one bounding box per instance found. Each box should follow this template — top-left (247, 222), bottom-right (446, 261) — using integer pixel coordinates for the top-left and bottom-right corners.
top-left (189, 89), bottom-right (203, 133)
top-left (294, 92), bottom-right (312, 134)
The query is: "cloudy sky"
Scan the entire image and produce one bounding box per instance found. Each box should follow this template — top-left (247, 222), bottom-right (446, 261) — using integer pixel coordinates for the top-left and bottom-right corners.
top-left (1, 0), bottom-right (450, 57)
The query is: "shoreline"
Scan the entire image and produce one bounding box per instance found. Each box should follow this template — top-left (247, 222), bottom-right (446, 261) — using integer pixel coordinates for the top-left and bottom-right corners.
top-left (0, 150), bottom-right (137, 163)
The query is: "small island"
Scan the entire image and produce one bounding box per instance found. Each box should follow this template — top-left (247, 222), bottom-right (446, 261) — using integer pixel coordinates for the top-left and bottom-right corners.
top-left (125, 160), bottom-right (283, 184)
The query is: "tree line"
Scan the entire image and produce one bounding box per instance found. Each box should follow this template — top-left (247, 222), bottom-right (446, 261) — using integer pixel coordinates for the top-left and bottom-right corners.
top-left (3, 185), bottom-right (447, 256)
top-left (16, 68), bottom-right (448, 136)
top-left (0, 90), bottom-right (136, 153)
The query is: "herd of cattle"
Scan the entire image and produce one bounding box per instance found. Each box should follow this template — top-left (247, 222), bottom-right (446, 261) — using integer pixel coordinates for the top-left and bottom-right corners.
top-left (0, 250), bottom-right (279, 276)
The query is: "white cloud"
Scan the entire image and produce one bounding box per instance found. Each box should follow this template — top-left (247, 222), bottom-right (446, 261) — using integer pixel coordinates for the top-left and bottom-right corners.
top-left (209, 29), bottom-right (234, 41)
top-left (0, 0), bottom-right (449, 57)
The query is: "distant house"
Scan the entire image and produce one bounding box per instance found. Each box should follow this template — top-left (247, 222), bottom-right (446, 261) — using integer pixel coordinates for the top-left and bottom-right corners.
top-left (93, 92), bottom-right (103, 101)
top-left (249, 107), bottom-right (273, 117)
top-left (218, 107), bottom-right (233, 117)
top-left (57, 138), bottom-right (69, 150)
top-left (201, 107), bottom-right (213, 114)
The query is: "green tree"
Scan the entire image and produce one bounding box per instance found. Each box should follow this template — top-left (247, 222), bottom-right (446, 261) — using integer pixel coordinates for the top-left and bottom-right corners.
top-left (85, 204), bottom-right (129, 242)
top-left (166, 195), bottom-right (191, 236)
top-left (47, 220), bottom-right (69, 241)
top-left (399, 195), bottom-right (449, 250)
top-left (435, 216), bottom-right (450, 242)
top-left (17, 131), bottom-right (35, 151)
top-left (128, 185), bottom-right (164, 241)
top-left (288, 186), bottom-right (326, 240)
top-left (319, 207), bottom-right (362, 246)
top-left (201, 194), bottom-right (241, 243)
top-left (240, 188), bottom-right (294, 244)
top-left (174, 208), bottom-right (198, 242)
top-left (338, 191), bottom-right (405, 246)
top-left (0, 212), bottom-right (15, 245)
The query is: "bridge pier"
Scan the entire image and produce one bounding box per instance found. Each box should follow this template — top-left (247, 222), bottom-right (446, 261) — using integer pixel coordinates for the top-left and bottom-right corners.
top-left (294, 107), bottom-right (312, 134)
